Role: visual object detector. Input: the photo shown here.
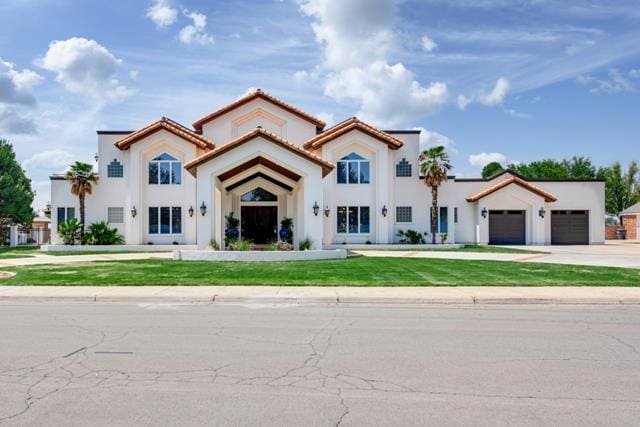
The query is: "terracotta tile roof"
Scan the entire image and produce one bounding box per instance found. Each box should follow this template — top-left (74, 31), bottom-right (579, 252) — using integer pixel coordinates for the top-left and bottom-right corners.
top-left (192, 89), bottom-right (326, 131)
top-left (115, 117), bottom-right (214, 150)
top-left (184, 127), bottom-right (335, 177)
top-left (466, 176), bottom-right (558, 203)
top-left (303, 117), bottom-right (404, 151)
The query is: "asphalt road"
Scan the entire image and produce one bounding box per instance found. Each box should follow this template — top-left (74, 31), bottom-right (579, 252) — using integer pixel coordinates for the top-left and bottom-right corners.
top-left (1, 302), bottom-right (639, 426)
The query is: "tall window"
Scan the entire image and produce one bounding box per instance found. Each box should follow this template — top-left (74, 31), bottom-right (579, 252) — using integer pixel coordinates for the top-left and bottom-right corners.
top-left (149, 206), bottom-right (182, 234)
top-left (337, 152), bottom-right (370, 184)
top-left (431, 207), bottom-right (449, 233)
top-left (337, 206), bottom-right (370, 234)
top-left (56, 207), bottom-right (75, 226)
top-left (396, 158), bottom-right (412, 177)
top-left (149, 153), bottom-right (181, 185)
top-left (107, 159), bottom-right (124, 178)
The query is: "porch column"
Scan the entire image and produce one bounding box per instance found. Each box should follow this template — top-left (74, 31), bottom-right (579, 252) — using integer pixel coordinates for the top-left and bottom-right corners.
top-left (302, 169), bottom-right (324, 250)
top-left (196, 173), bottom-right (213, 250)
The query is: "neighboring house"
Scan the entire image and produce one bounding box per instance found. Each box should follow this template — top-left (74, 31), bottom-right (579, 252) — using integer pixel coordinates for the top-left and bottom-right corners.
top-left (50, 89), bottom-right (605, 248)
top-left (620, 203), bottom-right (640, 240)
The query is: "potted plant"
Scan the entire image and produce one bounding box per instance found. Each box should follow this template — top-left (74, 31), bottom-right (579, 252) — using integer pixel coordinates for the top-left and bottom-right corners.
top-left (440, 233), bottom-right (448, 244)
top-left (224, 212), bottom-right (240, 245)
top-left (279, 217), bottom-right (294, 244)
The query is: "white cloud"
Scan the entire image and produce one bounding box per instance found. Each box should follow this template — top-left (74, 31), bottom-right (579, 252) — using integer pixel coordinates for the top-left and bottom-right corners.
top-left (129, 70), bottom-right (139, 81)
top-left (316, 111), bottom-right (334, 126)
top-left (468, 152), bottom-right (508, 168)
top-left (179, 10), bottom-right (215, 45)
top-left (457, 77), bottom-right (510, 109)
top-left (146, 0), bottom-right (178, 28)
top-left (0, 107), bottom-right (37, 135)
top-left (0, 58), bottom-right (43, 106)
top-left (298, 0), bottom-right (447, 128)
top-left (38, 37), bottom-right (134, 103)
top-left (565, 40), bottom-right (596, 56)
top-left (21, 149), bottom-right (75, 173)
top-left (503, 107), bottom-right (532, 119)
top-left (414, 127), bottom-right (457, 154)
top-left (421, 35), bottom-right (438, 52)
top-left (577, 69), bottom-right (635, 93)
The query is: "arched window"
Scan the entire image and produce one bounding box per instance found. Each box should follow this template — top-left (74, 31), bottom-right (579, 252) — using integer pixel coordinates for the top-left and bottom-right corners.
top-left (241, 187), bottom-right (277, 202)
top-left (107, 159), bottom-right (124, 178)
top-left (337, 152), bottom-right (370, 184)
top-left (396, 158), bottom-right (411, 177)
top-left (149, 153), bottom-right (181, 185)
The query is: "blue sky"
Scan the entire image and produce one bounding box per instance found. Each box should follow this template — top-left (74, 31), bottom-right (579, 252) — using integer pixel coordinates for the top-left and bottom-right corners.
top-left (1, 0), bottom-right (639, 209)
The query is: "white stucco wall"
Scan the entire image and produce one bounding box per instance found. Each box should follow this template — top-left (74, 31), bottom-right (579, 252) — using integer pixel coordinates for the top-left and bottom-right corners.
top-left (200, 98), bottom-right (318, 146)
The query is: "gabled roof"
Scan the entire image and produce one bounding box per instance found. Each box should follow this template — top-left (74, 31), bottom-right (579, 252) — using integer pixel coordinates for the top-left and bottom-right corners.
top-left (466, 176), bottom-right (558, 203)
top-left (303, 117), bottom-right (404, 151)
top-left (184, 127), bottom-right (335, 177)
top-left (621, 202), bottom-right (640, 215)
top-left (115, 117), bottom-right (215, 150)
top-left (192, 89), bottom-right (326, 132)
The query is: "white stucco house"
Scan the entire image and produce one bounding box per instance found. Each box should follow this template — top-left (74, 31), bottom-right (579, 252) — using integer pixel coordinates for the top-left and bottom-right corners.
top-left (50, 89), bottom-right (605, 249)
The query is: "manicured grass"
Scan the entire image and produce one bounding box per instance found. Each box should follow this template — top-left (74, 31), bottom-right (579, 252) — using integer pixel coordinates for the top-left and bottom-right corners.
top-left (0, 247), bottom-right (38, 259)
top-left (359, 245), bottom-right (548, 254)
top-left (2, 257), bottom-right (639, 286)
top-left (45, 250), bottom-right (168, 256)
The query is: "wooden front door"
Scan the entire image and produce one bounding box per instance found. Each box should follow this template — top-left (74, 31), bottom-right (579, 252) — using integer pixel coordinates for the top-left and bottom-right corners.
top-left (241, 206), bottom-right (278, 244)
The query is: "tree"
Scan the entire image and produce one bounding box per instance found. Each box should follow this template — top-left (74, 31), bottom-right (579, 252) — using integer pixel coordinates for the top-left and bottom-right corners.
top-left (563, 156), bottom-right (596, 179)
top-left (481, 161), bottom-right (504, 179)
top-left (419, 145), bottom-right (452, 244)
top-left (597, 161), bottom-right (640, 216)
top-left (508, 159), bottom-right (571, 179)
top-left (65, 161), bottom-right (98, 243)
top-left (0, 140), bottom-right (34, 243)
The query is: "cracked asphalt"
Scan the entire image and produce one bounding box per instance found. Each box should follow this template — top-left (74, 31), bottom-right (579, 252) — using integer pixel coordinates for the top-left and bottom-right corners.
top-left (0, 302), bottom-right (639, 426)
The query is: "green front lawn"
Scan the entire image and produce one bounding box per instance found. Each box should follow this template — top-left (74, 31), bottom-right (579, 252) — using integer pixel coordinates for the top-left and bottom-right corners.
top-left (2, 257), bottom-right (639, 286)
top-left (0, 247), bottom-right (38, 259)
top-left (358, 245), bottom-right (548, 254)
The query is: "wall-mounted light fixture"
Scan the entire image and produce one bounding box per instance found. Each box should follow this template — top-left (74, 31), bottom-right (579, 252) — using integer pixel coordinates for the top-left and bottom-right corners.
top-left (313, 201), bottom-right (320, 216)
top-left (324, 206), bottom-right (330, 217)
top-left (481, 207), bottom-right (488, 219)
top-left (46, 201), bottom-right (51, 212)
top-left (131, 206), bottom-right (137, 218)
top-left (94, 153), bottom-right (99, 163)
top-left (200, 201), bottom-right (207, 216)
top-left (539, 207), bottom-right (546, 218)
top-left (188, 206), bottom-right (194, 217)
top-left (381, 205), bottom-right (388, 217)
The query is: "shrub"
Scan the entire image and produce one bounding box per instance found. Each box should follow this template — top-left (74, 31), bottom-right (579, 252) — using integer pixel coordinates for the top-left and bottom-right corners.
top-left (209, 240), bottom-right (220, 250)
top-left (264, 242), bottom-right (278, 251)
top-left (224, 212), bottom-right (240, 245)
top-left (365, 240), bottom-right (372, 245)
top-left (228, 239), bottom-right (253, 251)
top-left (440, 233), bottom-right (448, 244)
top-left (85, 221), bottom-right (125, 245)
top-left (397, 229), bottom-right (425, 244)
top-left (58, 218), bottom-right (82, 245)
top-left (276, 241), bottom-right (293, 251)
top-left (298, 238), bottom-right (312, 251)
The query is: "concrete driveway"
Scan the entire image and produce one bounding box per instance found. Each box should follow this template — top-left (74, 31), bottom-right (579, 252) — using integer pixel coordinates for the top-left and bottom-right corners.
top-left (506, 241), bottom-right (640, 269)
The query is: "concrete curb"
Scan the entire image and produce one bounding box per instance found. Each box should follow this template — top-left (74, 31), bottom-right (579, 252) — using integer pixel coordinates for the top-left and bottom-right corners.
top-left (1, 285), bottom-right (640, 305)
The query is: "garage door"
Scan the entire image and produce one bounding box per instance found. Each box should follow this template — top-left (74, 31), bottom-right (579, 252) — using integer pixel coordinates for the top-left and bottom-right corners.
top-left (489, 210), bottom-right (525, 245)
top-left (551, 210), bottom-right (589, 244)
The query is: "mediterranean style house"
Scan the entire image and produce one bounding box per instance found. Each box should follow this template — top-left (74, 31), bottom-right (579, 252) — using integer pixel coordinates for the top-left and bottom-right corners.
top-left (50, 89), bottom-right (605, 249)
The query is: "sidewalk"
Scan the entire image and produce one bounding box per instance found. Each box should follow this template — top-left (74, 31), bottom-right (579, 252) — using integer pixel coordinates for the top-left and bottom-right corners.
top-left (1, 285), bottom-right (639, 305)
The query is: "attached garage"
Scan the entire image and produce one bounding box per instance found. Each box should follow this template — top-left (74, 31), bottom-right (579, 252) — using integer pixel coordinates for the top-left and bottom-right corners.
top-left (551, 210), bottom-right (589, 244)
top-left (489, 210), bottom-right (525, 245)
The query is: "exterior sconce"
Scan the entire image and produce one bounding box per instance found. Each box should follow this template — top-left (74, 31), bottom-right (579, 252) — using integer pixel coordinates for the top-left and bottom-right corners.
top-left (94, 153), bottom-right (99, 163)
top-left (381, 205), bottom-right (388, 217)
top-left (200, 201), bottom-right (207, 216)
top-left (188, 206), bottom-right (194, 217)
top-left (539, 207), bottom-right (546, 218)
top-left (324, 206), bottom-right (330, 217)
top-left (131, 206), bottom-right (137, 218)
top-left (313, 201), bottom-right (320, 216)
top-left (46, 201), bottom-right (51, 212)
top-left (481, 207), bottom-right (488, 219)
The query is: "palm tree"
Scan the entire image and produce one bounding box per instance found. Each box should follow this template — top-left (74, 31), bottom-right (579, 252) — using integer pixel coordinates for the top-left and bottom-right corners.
top-left (419, 146), bottom-right (451, 244)
top-left (65, 161), bottom-right (98, 243)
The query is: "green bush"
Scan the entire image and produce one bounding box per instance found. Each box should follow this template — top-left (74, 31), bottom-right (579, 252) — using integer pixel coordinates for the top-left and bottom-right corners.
top-left (85, 221), bottom-right (125, 245)
top-left (397, 229), bottom-right (426, 244)
top-left (276, 241), bottom-right (293, 251)
top-left (264, 242), bottom-right (278, 251)
top-left (209, 240), bottom-right (220, 250)
top-left (298, 238), bottom-right (312, 251)
top-left (280, 217), bottom-right (294, 244)
top-left (228, 239), bottom-right (253, 251)
top-left (58, 218), bottom-right (82, 245)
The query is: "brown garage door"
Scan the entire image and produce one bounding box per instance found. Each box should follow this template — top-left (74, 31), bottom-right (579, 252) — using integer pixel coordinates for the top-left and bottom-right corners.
top-left (551, 210), bottom-right (589, 244)
top-left (489, 210), bottom-right (525, 245)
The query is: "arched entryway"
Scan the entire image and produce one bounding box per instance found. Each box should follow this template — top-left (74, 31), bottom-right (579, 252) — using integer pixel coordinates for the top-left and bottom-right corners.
top-left (240, 187), bottom-right (278, 243)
